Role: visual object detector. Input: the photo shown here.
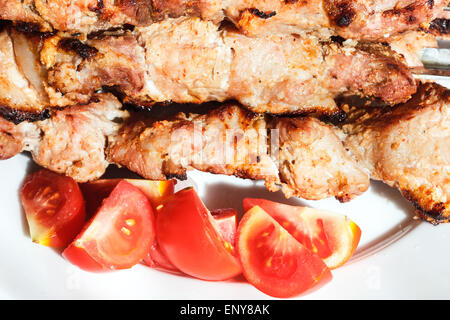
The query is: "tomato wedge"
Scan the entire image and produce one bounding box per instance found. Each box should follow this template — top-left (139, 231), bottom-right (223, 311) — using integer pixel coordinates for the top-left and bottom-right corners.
top-left (81, 178), bottom-right (177, 272)
top-left (211, 208), bottom-right (238, 247)
top-left (20, 169), bottom-right (86, 248)
top-left (143, 208), bottom-right (238, 273)
top-left (156, 188), bottom-right (241, 281)
top-left (63, 180), bottom-right (155, 272)
top-left (237, 206), bottom-right (331, 298)
top-left (80, 179), bottom-right (175, 217)
top-left (143, 241), bottom-right (179, 272)
top-left (243, 198), bottom-right (361, 269)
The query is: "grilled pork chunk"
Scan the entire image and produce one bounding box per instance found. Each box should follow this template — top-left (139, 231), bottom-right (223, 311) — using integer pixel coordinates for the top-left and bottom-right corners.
top-left (0, 93), bottom-right (129, 182)
top-left (387, 30), bottom-right (438, 67)
top-left (35, 18), bottom-right (416, 115)
top-left (0, 28), bottom-right (49, 114)
top-left (343, 82), bottom-right (450, 224)
top-left (0, 19), bottom-right (417, 116)
top-left (107, 104), bottom-right (370, 201)
top-left (0, 98), bottom-right (370, 202)
top-left (0, 0), bottom-right (445, 40)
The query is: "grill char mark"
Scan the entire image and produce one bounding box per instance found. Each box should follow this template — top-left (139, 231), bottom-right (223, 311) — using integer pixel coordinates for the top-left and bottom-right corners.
top-left (402, 190), bottom-right (447, 224)
top-left (248, 8), bottom-right (277, 19)
top-left (0, 107), bottom-right (51, 125)
top-left (331, 2), bottom-right (356, 27)
top-left (429, 18), bottom-right (450, 34)
top-left (88, 0), bottom-right (105, 14)
top-left (58, 38), bottom-right (99, 59)
top-left (383, 3), bottom-right (422, 25)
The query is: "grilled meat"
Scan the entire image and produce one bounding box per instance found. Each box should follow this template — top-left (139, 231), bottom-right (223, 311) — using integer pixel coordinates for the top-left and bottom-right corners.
top-left (1, 82), bottom-right (448, 223)
top-left (387, 30), bottom-right (438, 67)
top-left (0, 93), bottom-right (129, 182)
top-left (9, 18), bottom-right (414, 115)
top-left (342, 82), bottom-right (450, 224)
top-left (107, 104), bottom-right (370, 201)
top-left (428, 18), bottom-right (450, 37)
top-left (325, 0), bottom-right (446, 40)
top-left (0, 116), bottom-right (35, 160)
top-left (0, 97), bottom-right (370, 202)
top-left (436, 6), bottom-right (450, 19)
top-left (0, 29), bottom-right (49, 115)
top-left (0, 0), bottom-right (445, 41)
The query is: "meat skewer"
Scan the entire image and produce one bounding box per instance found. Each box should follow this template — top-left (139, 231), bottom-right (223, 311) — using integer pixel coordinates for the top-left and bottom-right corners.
top-left (0, 95), bottom-right (370, 202)
top-left (0, 0), bottom-right (446, 41)
top-left (107, 103), bottom-right (370, 202)
top-left (0, 82), bottom-right (448, 224)
top-left (0, 18), bottom-right (417, 117)
top-left (108, 82), bottom-right (449, 221)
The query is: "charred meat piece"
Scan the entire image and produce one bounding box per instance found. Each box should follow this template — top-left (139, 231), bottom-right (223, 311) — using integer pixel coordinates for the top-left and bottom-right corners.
top-left (428, 18), bottom-right (450, 37)
top-left (0, 93), bottom-right (129, 182)
top-left (37, 18), bottom-right (416, 114)
top-left (0, 99), bottom-right (370, 201)
top-left (271, 116), bottom-right (370, 202)
top-left (107, 105), bottom-right (281, 185)
top-left (0, 0), bottom-right (446, 41)
top-left (0, 116), bottom-right (33, 160)
top-left (107, 104), bottom-right (370, 201)
top-left (0, 29), bottom-right (49, 115)
top-left (231, 0), bottom-right (447, 40)
top-left (0, 0), bottom-right (154, 33)
top-left (325, 0), bottom-right (446, 40)
top-left (343, 82), bottom-right (450, 224)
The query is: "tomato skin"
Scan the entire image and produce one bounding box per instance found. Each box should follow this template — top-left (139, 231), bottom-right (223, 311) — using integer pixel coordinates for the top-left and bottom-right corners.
top-left (142, 242), bottom-right (179, 272)
top-left (243, 198), bottom-right (361, 269)
top-left (156, 188), bottom-right (241, 281)
top-left (63, 180), bottom-right (155, 272)
top-left (80, 179), bottom-right (175, 217)
top-left (81, 178), bottom-right (177, 272)
top-left (348, 221), bottom-right (361, 262)
top-left (63, 242), bottom-right (107, 272)
top-left (237, 206), bottom-right (331, 298)
top-left (20, 169), bottom-right (86, 248)
top-left (143, 208), bottom-right (238, 273)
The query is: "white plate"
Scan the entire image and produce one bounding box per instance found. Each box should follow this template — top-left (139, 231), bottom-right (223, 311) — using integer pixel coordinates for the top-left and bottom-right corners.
top-left (1, 153), bottom-right (450, 300)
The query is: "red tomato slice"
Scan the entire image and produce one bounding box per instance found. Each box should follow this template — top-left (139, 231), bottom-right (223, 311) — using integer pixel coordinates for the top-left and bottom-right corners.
top-left (142, 242), bottom-right (179, 272)
top-left (211, 208), bottom-right (238, 247)
top-left (156, 188), bottom-right (241, 281)
top-left (243, 198), bottom-right (361, 269)
top-left (63, 180), bottom-right (155, 272)
top-left (237, 206), bottom-right (332, 298)
top-left (143, 208), bottom-right (238, 273)
top-left (20, 169), bottom-right (86, 248)
top-left (80, 179), bottom-right (175, 217)
top-left (81, 178), bottom-right (177, 272)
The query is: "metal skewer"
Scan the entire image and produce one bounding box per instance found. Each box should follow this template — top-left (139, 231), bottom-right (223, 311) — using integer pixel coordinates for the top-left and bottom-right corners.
top-left (412, 6), bottom-right (450, 79)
